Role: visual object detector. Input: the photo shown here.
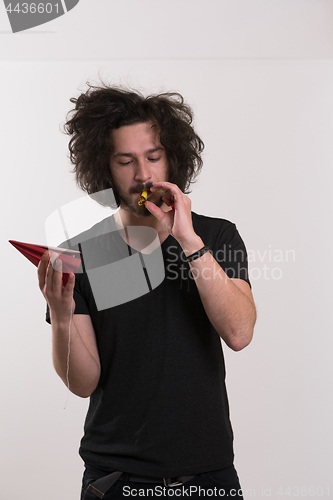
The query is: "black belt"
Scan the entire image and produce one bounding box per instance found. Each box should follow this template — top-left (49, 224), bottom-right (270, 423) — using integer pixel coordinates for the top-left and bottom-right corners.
top-left (87, 471), bottom-right (195, 498)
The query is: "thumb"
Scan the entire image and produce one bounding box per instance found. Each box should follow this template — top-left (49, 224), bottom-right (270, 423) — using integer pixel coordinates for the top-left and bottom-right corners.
top-left (145, 200), bottom-right (165, 221)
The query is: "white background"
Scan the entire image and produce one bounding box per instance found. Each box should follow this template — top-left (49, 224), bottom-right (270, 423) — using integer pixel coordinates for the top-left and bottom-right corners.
top-left (1, 1), bottom-right (332, 499)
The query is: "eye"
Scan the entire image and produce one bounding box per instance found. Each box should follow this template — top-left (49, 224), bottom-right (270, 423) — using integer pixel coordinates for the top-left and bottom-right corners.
top-left (148, 157), bottom-right (160, 162)
top-left (119, 160), bottom-right (132, 166)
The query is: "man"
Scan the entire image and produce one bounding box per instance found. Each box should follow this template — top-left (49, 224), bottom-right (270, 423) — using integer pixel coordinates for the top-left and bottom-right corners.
top-left (38, 85), bottom-right (256, 499)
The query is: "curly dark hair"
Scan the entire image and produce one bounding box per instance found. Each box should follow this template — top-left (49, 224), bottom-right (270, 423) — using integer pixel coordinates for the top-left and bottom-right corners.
top-left (63, 83), bottom-right (204, 206)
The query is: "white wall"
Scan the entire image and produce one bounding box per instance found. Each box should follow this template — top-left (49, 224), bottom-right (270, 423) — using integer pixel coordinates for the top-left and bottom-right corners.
top-left (1, 2), bottom-right (332, 499)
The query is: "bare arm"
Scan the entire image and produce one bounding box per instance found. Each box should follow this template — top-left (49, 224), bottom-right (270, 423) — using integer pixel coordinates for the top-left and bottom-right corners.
top-left (38, 251), bottom-right (100, 398)
top-left (148, 181), bottom-right (257, 351)
top-left (185, 236), bottom-right (256, 351)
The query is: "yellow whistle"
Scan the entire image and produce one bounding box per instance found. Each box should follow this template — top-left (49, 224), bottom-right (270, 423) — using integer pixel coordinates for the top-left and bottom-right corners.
top-left (138, 190), bottom-right (148, 207)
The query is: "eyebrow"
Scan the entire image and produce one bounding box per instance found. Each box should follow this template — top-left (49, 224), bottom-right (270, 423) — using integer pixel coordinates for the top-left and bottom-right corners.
top-left (113, 147), bottom-right (164, 158)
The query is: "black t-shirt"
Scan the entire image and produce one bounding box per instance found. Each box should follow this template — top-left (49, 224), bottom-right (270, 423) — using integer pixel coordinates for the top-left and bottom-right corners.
top-left (46, 212), bottom-right (251, 477)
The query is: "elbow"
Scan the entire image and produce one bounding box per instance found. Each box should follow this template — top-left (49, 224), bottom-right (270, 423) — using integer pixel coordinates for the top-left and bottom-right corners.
top-left (69, 381), bottom-right (99, 399)
top-left (217, 303), bottom-right (257, 352)
top-left (229, 310), bottom-right (257, 352)
top-left (223, 327), bottom-right (254, 352)
top-left (230, 336), bottom-right (252, 352)
top-left (76, 388), bottom-right (95, 399)
top-left (56, 369), bottom-right (100, 399)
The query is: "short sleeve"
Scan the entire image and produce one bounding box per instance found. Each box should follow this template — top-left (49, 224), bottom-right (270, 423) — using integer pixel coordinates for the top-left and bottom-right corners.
top-left (45, 273), bottom-right (91, 324)
top-left (214, 223), bottom-right (251, 289)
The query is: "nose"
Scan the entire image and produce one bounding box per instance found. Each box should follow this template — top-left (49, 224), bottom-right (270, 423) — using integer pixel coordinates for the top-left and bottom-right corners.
top-left (134, 157), bottom-right (151, 183)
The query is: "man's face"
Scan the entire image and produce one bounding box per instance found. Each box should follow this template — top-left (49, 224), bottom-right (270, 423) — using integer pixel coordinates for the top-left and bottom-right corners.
top-left (110, 121), bottom-right (168, 217)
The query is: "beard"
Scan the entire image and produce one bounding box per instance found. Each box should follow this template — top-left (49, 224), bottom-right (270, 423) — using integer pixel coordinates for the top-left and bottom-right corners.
top-left (117, 185), bottom-right (165, 217)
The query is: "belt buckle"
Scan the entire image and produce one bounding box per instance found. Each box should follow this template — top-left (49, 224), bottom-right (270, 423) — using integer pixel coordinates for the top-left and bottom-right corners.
top-left (163, 478), bottom-right (183, 487)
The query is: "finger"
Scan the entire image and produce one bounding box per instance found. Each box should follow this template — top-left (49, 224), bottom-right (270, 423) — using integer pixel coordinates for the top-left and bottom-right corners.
top-left (45, 252), bottom-right (60, 294)
top-left (45, 256), bottom-right (54, 294)
top-left (145, 200), bottom-right (165, 221)
top-left (150, 181), bottom-right (180, 195)
top-left (63, 273), bottom-right (75, 297)
top-left (37, 251), bottom-right (50, 291)
top-left (146, 201), bottom-right (174, 235)
top-left (50, 253), bottom-right (63, 292)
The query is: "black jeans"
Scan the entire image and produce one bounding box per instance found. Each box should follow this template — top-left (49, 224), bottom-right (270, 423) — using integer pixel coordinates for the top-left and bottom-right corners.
top-left (81, 464), bottom-right (244, 499)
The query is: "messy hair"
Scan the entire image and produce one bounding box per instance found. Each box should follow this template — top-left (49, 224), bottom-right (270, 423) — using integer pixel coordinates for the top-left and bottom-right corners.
top-left (63, 83), bottom-right (204, 206)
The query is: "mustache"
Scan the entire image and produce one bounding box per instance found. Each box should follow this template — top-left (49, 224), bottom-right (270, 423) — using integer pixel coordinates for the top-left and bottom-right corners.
top-left (129, 181), bottom-right (154, 194)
